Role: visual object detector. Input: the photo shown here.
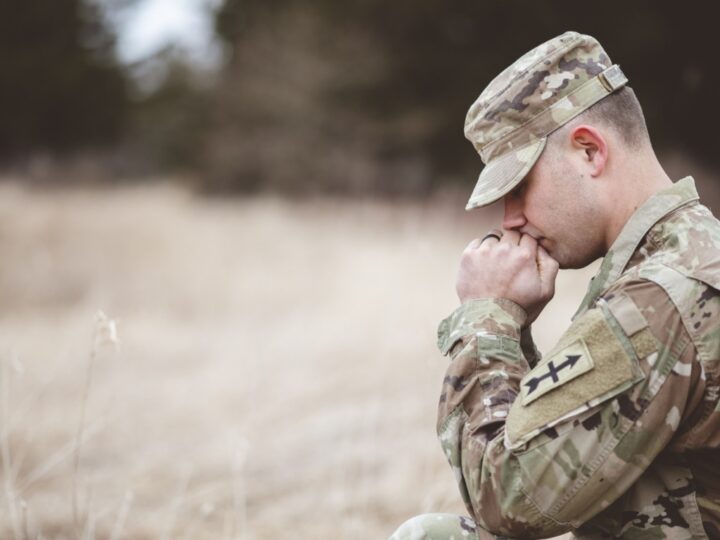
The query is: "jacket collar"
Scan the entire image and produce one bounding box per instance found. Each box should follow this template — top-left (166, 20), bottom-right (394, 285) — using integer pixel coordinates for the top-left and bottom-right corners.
top-left (573, 177), bottom-right (699, 319)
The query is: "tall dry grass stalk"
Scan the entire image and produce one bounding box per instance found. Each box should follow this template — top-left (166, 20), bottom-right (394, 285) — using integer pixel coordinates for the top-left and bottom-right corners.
top-left (159, 466), bottom-right (191, 540)
top-left (229, 435), bottom-right (249, 540)
top-left (109, 490), bottom-right (133, 540)
top-left (1, 352), bottom-right (23, 540)
top-left (72, 311), bottom-right (118, 537)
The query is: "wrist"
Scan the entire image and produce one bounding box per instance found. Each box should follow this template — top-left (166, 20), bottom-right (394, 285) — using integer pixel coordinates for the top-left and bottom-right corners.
top-left (459, 297), bottom-right (528, 328)
top-left (488, 298), bottom-right (528, 327)
top-left (438, 297), bottom-right (527, 355)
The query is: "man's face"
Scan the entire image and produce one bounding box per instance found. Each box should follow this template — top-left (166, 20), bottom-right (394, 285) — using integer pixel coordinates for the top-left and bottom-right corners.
top-left (501, 145), bottom-right (606, 269)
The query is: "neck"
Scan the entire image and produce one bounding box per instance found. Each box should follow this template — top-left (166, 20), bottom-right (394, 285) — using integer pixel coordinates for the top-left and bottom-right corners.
top-left (603, 147), bottom-right (673, 251)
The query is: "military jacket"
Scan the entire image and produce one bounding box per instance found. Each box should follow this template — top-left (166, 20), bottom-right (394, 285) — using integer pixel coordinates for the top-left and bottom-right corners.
top-left (436, 177), bottom-right (720, 539)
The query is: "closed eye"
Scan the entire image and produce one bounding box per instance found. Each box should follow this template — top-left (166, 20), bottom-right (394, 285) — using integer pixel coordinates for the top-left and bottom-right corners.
top-left (508, 182), bottom-right (526, 199)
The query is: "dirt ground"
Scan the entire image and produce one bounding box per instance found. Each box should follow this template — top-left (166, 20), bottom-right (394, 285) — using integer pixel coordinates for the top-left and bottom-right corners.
top-left (0, 180), bottom-right (595, 539)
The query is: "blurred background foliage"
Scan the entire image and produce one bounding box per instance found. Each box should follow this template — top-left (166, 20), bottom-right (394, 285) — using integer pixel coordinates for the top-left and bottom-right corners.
top-left (2, 0), bottom-right (719, 195)
top-left (0, 0), bottom-right (127, 156)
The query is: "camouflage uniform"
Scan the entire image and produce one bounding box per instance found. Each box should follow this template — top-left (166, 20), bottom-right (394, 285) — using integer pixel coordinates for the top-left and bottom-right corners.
top-left (391, 32), bottom-right (720, 540)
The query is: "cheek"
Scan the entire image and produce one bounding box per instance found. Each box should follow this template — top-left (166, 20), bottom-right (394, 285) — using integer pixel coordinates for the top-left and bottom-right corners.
top-left (544, 178), bottom-right (582, 225)
top-left (528, 193), bottom-right (559, 231)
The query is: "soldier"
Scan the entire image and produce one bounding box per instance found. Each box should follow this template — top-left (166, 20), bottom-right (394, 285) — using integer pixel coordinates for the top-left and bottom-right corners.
top-left (390, 31), bottom-right (720, 539)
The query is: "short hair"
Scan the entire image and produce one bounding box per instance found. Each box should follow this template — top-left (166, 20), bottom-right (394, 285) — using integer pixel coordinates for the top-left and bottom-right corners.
top-left (551, 86), bottom-right (650, 150)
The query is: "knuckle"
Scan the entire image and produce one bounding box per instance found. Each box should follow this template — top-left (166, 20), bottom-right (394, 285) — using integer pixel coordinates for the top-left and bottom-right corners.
top-left (477, 241), bottom-right (492, 254)
top-left (517, 247), bottom-right (533, 261)
top-left (464, 239), bottom-right (483, 254)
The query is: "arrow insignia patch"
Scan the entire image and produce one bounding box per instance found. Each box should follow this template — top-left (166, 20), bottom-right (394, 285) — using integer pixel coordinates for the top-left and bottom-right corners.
top-left (520, 339), bottom-right (594, 406)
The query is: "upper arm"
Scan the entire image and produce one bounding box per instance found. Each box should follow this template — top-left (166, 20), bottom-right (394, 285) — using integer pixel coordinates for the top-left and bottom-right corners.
top-left (498, 278), bottom-right (697, 529)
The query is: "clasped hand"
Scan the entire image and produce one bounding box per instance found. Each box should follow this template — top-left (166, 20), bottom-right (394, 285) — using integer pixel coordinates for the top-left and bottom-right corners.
top-left (456, 229), bottom-right (560, 326)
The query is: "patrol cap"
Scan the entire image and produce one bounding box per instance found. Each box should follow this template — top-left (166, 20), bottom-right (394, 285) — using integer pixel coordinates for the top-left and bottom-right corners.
top-left (464, 31), bottom-right (627, 210)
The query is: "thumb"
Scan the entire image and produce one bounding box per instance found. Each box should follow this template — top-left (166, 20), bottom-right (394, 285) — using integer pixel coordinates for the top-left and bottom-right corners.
top-left (537, 246), bottom-right (559, 293)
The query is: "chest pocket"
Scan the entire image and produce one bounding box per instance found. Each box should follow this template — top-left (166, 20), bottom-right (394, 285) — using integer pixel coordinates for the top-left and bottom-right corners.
top-left (506, 295), bottom-right (651, 449)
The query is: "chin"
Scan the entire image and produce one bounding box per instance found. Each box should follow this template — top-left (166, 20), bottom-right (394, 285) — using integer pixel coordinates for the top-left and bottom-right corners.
top-left (544, 240), bottom-right (599, 270)
top-left (559, 251), bottom-right (602, 270)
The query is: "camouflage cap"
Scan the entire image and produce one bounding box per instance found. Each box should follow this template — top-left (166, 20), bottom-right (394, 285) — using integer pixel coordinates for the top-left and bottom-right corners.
top-left (464, 31), bottom-right (627, 210)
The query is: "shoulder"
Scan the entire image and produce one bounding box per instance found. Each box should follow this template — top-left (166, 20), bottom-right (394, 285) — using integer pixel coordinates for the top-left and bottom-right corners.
top-left (650, 202), bottom-right (720, 290)
top-left (617, 258), bottom-right (720, 363)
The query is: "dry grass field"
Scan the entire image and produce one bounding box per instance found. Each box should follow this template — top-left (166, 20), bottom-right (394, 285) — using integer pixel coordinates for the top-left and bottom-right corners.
top-left (0, 179), bottom-right (596, 539)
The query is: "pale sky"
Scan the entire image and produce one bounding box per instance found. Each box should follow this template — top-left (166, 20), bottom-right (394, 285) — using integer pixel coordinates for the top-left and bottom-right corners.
top-left (110, 0), bottom-right (223, 67)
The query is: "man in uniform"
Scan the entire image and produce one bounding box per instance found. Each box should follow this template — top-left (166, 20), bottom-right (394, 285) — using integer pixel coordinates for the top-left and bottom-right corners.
top-left (390, 31), bottom-right (720, 539)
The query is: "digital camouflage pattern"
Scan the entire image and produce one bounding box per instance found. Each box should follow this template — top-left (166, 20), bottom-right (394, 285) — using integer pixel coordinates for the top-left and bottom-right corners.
top-left (464, 31), bottom-right (627, 210)
top-left (388, 514), bottom-right (482, 540)
top-left (390, 177), bottom-right (720, 539)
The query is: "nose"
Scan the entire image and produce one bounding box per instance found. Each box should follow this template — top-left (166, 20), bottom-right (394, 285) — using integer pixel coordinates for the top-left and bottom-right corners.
top-left (502, 194), bottom-right (527, 231)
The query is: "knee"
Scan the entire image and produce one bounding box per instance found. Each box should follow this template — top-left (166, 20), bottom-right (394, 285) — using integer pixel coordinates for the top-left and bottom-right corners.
top-left (389, 514), bottom-right (427, 539)
top-left (389, 513), bottom-right (477, 540)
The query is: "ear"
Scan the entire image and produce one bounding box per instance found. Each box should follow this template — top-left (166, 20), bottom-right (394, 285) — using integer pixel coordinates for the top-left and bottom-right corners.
top-left (569, 124), bottom-right (608, 177)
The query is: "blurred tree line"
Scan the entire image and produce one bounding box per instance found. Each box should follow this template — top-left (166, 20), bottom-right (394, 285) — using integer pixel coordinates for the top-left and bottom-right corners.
top-left (0, 0), bottom-right (126, 156)
top-left (2, 0), bottom-right (720, 195)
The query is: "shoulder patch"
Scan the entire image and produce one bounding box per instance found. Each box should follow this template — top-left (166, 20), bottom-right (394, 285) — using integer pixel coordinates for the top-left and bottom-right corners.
top-left (520, 339), bottom-right (594, 406)
top-left (506, 305), bottom-right (645, 448)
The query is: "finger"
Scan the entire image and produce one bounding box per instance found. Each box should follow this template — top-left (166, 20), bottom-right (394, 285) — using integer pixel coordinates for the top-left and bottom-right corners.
top-left (519, 233), bottom-right (538, 252)
top-left (466, 238), bottom-right (482, 250)
top-left (500, 229), bottom-right (521, 245)
top-left (537, 246), bottom-right (560, 286)
top-left (481, 228), bottom-right (503, 244)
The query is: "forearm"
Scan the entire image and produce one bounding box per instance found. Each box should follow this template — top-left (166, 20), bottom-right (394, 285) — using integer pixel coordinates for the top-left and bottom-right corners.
top-left (438, 298), bottom-right (528, 431)
top-left (437, 299), bottom-right (561, 536)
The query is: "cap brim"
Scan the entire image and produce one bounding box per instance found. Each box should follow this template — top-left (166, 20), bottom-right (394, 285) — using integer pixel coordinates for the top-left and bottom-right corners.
top-left (465, 138), bottom-right (547, 210)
